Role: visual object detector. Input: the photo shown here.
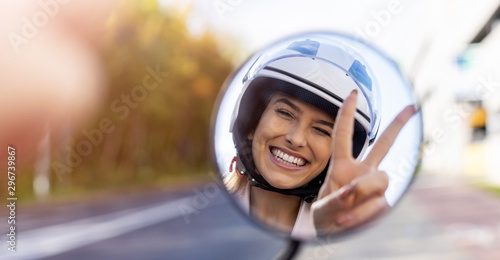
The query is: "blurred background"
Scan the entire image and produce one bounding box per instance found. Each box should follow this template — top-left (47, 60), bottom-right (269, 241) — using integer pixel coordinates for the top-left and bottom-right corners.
top-left (1, 0), bottom-right (500, 259)
top-left (2, 0), bottom-right (234, 200)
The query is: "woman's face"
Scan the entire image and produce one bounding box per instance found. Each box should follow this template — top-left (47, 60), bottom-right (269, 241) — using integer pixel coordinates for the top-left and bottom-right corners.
top-left (250, 92), bottom-right (335, 189)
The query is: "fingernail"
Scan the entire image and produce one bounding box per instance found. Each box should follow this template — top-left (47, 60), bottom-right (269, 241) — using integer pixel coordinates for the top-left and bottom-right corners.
top-left (351, 89), bottom-right (358, 96)
top-left (340, 184), bottom-right (355, 200)
top-left (413, 103), bottom-right (421, 113)
top-left (335, 213), bottom-right (352, 226)
top-left (403, 104), bottom-right (419, 118)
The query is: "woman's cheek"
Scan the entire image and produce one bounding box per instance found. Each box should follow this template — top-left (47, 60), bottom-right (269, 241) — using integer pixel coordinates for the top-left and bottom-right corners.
top-left (314, 141), bottom-right (333, 164)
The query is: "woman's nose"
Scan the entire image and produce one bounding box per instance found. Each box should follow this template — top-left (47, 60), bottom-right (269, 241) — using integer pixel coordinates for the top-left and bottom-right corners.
top-left (285, 125), bottom-right (307, 148)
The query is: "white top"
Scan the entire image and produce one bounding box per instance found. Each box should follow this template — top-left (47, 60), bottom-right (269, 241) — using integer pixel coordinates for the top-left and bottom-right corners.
top-left (238, 184), bottom-right (317, 240)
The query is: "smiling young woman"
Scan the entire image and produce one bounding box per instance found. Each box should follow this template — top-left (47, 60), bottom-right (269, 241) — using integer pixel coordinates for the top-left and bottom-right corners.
top-left (223, 37), bottom-right (416, 239)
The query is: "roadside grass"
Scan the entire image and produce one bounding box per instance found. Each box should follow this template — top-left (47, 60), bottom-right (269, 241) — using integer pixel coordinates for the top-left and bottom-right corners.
top-left (473, 182), bottom-right (500, 197)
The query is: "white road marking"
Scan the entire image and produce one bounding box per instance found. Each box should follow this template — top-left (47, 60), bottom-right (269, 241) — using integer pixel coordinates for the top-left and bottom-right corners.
top-left (1, 195), bottom-right (216, 260)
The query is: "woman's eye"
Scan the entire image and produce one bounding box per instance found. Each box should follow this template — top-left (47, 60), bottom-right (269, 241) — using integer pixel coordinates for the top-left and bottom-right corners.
top-left (314, 127), bottom-right (331, 137)
top-left (276, 109), bottom-right (294, 119)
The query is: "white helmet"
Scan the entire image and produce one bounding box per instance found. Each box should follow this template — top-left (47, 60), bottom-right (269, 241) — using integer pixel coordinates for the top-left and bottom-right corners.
top-left (232, 36), bottom-right (380, 158)
top-left (229, 35), bottom-right (381, 201)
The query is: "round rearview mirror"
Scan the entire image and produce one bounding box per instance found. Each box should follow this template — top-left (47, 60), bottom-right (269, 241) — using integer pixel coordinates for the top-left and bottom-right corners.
top-left (211, 32), bottom-right (423, 242)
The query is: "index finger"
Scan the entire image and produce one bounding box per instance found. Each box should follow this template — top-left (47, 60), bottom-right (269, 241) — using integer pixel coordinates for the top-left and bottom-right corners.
top-left (364, 105), bottom-right (417, 167)
top-left (332, 90), bottom-right (358, 160)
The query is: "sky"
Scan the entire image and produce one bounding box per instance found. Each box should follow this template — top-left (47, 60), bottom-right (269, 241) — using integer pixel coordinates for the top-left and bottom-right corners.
top-left (162, 0), bottom-right (500, 75)
top-left (163, 0), bottom-right (425, 68)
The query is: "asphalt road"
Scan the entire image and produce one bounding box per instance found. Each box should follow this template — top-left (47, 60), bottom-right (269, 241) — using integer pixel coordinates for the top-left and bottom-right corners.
top-left (1, 173), bottom-right (500, 260)
top-left (0, 182), bottom-right (287, 260)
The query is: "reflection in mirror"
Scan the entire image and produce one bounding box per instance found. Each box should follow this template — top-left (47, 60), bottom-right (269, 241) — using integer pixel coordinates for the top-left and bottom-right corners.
top-left (211, 32), bottom-right (423, 241)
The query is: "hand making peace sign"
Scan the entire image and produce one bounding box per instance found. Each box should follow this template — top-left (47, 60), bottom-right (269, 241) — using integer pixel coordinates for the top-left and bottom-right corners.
top-left (311, 90), bottom-right (417, 235)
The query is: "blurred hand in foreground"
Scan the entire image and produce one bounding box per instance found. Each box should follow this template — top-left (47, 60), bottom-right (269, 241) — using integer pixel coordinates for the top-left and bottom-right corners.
top-left (0, 0), bottom-right (117, 160)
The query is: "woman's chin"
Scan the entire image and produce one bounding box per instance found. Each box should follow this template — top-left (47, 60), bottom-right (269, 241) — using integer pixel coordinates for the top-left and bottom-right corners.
top-left (265, 178), bottom-right (303, 190)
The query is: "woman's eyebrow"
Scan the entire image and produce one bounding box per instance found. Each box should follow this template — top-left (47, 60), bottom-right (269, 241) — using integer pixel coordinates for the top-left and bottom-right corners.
top-left (315, 119), bottom-right (334, 129)
top-left (275, 98), bottom-right (334, 128)
top-left (274, 98), bottom-right (300, 112)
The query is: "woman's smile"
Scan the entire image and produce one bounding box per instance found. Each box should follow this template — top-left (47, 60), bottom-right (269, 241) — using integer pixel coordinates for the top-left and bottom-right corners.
top-left (269, 146), bottom-right (307, 169)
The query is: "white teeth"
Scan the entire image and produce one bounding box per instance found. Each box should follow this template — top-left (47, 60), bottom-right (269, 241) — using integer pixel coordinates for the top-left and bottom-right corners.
top-left (271, 148), bottom-right (306, 167)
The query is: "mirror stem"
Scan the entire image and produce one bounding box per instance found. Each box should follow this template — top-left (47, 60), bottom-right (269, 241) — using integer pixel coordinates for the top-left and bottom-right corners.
top-left (274, 239), bottom-right (301, 260)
